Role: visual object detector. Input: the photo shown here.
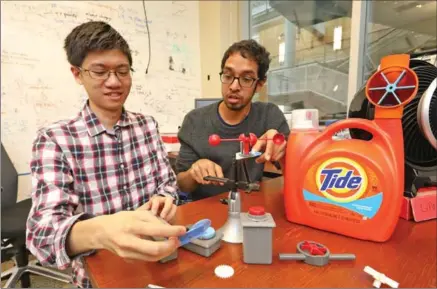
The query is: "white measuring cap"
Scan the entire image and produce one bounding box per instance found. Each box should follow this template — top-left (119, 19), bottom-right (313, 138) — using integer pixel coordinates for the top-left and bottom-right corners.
top-left (291, 109), bottom-right (319, 130)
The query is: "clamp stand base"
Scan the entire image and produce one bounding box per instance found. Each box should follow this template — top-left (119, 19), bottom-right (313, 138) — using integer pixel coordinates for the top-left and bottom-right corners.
top-left (216, 156), bottom-right (255, 244)
top-left (219, 216), bottom-right (243, 244)
top-left (205, 145), bottom-right (261, 244)
top-left (219, 189), bottom-right (244, 244)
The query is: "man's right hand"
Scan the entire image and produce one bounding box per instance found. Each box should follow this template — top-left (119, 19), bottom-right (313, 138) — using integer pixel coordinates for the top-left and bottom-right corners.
top-left (95, 210), bottom-right (186, 262)
top-left (188, 159), bottom-right (224, 185)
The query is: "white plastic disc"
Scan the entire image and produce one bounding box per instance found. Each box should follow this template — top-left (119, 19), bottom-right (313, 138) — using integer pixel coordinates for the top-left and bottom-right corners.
top-left (214, 265), bottom-right (234, 279)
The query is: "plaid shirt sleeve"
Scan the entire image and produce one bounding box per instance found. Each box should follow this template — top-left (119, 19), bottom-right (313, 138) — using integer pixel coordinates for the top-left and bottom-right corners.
top-left (147, 117), bottom-right (180, 205)
top-left (26, 130), bottom-right (94, 270)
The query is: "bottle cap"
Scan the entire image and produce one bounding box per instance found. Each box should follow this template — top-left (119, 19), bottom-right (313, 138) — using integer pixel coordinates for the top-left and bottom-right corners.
top-left (198, 226), bottom-right (216, 240)
top-left (249, 206), bottom-right (265, 216)
top-left (291, 109), bottom-right (319, 130)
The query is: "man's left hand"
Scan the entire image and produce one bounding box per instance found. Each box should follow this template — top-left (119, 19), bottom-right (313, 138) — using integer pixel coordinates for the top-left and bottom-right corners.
top-left (139, 195), bottom-right (177, 223)
top-left (251, 129), bottom-right (286, 164)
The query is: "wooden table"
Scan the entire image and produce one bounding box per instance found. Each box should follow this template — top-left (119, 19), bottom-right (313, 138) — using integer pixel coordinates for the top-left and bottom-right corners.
top-left (84, 178), bottom-right (437, 288)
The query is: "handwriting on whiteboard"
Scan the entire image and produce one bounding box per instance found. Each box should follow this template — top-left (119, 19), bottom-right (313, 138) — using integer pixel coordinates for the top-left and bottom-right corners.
top-left (1, 1), bottom-right (201, 174)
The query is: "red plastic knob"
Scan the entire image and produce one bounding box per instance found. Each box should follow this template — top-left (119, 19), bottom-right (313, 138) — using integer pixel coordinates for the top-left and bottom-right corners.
top-left (209, 134), bottom-right (221, 146)
top-left (249, 133), bottom-right (258, 146)
top-left (272, 133), bottom-right (285, 145)
top-left (238, 134), bottom-right (248, 142)
top-left (249, 206), bottom-right (265, 216)
top-left (300, 241), bottom-right (327, 256)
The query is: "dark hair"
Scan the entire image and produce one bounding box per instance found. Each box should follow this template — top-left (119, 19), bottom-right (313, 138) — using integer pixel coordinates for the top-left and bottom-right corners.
top-left (64, 21), bottom-right (132, 67)
top-left (221, 39), bottom-right (271, 80)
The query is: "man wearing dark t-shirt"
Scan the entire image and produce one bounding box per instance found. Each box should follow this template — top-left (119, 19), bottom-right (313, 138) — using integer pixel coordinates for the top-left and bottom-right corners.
top-left (176, 40), bottom-right (290, 200)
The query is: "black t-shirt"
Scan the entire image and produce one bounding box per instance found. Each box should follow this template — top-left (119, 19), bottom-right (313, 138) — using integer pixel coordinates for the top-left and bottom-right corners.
top-left (176, 100), bottom-right (290, 200)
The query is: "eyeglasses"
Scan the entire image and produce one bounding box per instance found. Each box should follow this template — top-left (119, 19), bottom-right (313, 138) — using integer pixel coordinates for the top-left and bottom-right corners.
top-left (219, 72), bottom-right (259, 88)
top-left (78, 67), bottom-right (134, 80)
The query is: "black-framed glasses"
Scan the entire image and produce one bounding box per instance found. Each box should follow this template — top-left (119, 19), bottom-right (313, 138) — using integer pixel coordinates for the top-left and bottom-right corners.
top-left (78, 66), bottom-right (134, 80)
top-left (219, 72), bottom-right (259, 88)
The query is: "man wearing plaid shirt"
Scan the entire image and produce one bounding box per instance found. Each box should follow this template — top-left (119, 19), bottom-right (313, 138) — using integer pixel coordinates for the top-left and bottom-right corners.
top-left (25, 21), bottom-right (187, 288)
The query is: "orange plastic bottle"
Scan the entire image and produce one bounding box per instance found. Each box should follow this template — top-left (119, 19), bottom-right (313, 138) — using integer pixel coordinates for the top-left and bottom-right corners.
top-left (284, 110), bottom-right (320, 208)
top-left (283, 54), bottom-right (418, 242)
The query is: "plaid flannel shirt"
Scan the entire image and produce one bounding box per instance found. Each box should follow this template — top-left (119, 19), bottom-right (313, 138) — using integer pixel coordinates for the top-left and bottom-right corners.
top-left (26, 102), bottom-right (179, 288)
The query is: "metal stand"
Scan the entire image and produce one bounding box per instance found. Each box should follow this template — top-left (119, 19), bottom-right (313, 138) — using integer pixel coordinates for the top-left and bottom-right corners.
top-left (204, 140), bottom-right (261, 244)
top-left (218, 158), bottom-right (245, 244)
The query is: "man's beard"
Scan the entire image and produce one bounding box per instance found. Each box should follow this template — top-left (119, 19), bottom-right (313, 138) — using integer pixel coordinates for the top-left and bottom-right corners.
top-left (223, 91), bottom-right (255, 111)
top-left (224, 101), bottom-right (246, 111)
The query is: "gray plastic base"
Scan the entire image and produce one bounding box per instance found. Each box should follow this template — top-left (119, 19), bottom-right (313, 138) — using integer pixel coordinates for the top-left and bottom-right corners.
top-left (241, 212), bottom-right (276, 264)
top-left (158, 250), bottom-right (178, 263)
top-left (182, 226), bottom-right (223, 257)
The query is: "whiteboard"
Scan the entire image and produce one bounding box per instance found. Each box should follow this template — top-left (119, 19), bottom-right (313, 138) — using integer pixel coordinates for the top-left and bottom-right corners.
top-left (1, 1), bottom-right (201, 174)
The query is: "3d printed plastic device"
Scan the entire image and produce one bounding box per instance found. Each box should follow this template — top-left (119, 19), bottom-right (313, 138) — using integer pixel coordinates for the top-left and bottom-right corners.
top-left (241, 206), bottom-right (276, 264)
top-left (182, 224), bottom-right (223, 257)
top-left (178, 219), bottom-right (211, 246)
top-left (279, 241), bottom-right (356, 266)
top-left (204, 132), bottom-right (285, 244)
top-left (364, 266), bottom-right (399, 288)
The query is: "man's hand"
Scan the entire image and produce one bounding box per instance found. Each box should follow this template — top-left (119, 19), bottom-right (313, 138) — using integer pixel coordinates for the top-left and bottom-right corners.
top-left (189, 159), bottom-right (224, 186)
top-left (139, 195), bottom-right (177, 223)
top-left (251, 129), bottom-right (286, 164)
top-left (95, 210), bottom-right (186, 262)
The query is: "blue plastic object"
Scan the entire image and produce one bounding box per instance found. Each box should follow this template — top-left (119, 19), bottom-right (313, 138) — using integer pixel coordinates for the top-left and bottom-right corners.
top-left (178, 219), bottom-right (211, 246)
top-left (199, 226), bottom-right (216, 240)
top-left (325, 119), bottom-right (339, 126)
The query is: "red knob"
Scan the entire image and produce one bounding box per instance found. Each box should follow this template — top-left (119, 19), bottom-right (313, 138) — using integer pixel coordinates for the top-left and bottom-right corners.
top-left (300, 241), bottom-right (327, 256)
top-left (238, 134), bottom-right (248, 142)
top-left (209, 134), bottom-right (221, 146)
top-left (249, 133), bottom-right (258, 146)
top-left (273, 133), bottom-right (285, 145)
top-left (249, 206), bottom-right (265, 216)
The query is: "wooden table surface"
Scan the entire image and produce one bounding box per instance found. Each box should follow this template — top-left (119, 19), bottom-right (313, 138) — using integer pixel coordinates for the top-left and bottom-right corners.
top-left (84, 178), bottom-right (437, 288)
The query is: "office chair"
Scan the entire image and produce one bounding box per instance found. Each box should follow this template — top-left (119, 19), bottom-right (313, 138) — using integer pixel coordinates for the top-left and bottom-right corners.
top-left (1, 144), bottom-right (72, 288)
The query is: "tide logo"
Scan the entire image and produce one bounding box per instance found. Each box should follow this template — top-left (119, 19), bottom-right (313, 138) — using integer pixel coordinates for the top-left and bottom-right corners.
top-left (315, 157), bottom-right (368, 203)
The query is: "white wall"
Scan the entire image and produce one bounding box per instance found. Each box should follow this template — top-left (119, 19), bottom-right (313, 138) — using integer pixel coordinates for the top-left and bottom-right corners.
top-left (199, 1), bottom-right (243, 98)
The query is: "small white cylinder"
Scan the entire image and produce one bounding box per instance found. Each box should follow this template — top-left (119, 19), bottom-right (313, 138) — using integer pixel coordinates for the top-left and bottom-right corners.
top-left (364, 266), bottom-right (399, 288)
top-left (385, 277), bottom-right (399, 288)
top-left (291, 109), bottom-right (319, 130)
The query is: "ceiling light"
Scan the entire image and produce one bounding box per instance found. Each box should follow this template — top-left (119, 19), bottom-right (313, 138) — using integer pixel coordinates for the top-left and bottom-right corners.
top-left (333, 26), bottom-right (342, 51)
top-left (416, 4), bottom-right (422, 8)
top-left (278, 42), bottom-right (285, 64)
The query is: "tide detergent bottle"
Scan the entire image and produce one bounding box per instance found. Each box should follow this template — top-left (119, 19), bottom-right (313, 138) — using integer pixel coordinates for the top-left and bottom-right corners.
top-left (283, 54), bottom-right (419, 242)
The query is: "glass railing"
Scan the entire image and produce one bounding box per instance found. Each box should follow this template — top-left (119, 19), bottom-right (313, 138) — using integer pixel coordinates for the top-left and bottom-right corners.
top-left (327, 28), bottom-right (435, 74)
top-left (251, 0), bottom-right (271, 16)
top-left (265, 25), bottom-right (434, 117)
top-left (267, 62), bottom-right (348, 106)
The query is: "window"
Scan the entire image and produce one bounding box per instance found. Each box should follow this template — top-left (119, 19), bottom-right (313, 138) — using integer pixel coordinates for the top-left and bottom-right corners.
top-left (249, 0), bottom-right (352, 121)
top-left (363, 0), bottom-right (437, 80)
top-left (247, 0), bottom-right (436, 121)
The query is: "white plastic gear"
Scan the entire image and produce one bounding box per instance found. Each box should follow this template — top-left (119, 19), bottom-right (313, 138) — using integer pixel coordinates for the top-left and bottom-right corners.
top-left (214, 265), bottom-right (234, 279)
